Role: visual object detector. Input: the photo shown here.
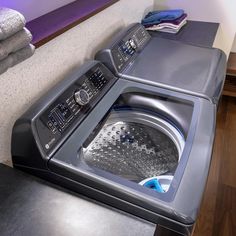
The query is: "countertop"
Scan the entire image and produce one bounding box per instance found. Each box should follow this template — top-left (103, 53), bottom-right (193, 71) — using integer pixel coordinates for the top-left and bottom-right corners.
top-left (149, 20), bottom-right (219, 48)
top-left (0, 164), bottom-right (155, 236)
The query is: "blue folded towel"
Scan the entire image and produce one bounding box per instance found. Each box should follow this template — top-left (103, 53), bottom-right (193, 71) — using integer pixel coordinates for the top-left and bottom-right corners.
top-left (142, 9), bottom-right (184, 26)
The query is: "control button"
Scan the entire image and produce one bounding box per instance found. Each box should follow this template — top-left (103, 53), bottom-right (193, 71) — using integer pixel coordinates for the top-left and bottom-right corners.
top-left (49, 117), bottom-right (58, 127)
top-left (129, 38), bottom-right (137, 50)
top-left (47, 121), bottom-right (57, 133)
top-left (47, 121), bottom-right (55, 130)
top-left (47, 121), bottom-right (54, 128)
top-left (74, 109), bottom-right (81, 116)
top-left (74, 89), bottom-right (90, 106)
top-left (72, 106), bottom-right (79, 113)
top-left (70, 103), bottom-right (76, 109)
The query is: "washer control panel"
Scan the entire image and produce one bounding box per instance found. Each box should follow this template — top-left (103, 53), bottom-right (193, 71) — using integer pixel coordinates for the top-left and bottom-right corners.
top-left (111, 24), bottom-right (150, 72)
top-left (36, 63), bottom-right (117, 154)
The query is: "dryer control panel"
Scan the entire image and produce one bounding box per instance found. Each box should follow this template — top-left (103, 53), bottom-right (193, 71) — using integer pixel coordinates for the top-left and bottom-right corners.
top-left (35, 62), bottom-right (117, 155)
top-left (95, 23), bottom-right (151, 73)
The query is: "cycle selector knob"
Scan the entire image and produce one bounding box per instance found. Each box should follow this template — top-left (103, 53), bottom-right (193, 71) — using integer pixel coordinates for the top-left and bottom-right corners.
top-left (129, 38), bottom-right (137, 50)
top-left (74, 89), bottom-right (90, 106)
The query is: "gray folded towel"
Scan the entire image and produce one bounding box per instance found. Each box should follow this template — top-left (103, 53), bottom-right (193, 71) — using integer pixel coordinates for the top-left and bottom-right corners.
top-left (0, 27), bottom-right (32, 60)
top-left (0, 44), bottom-right (35, 75)
top-left (0, 8), bottom-right (26, 40)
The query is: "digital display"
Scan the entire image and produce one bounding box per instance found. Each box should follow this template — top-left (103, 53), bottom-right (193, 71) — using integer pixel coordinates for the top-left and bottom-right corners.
top-left (48, 103), bottom-right (72, 132)
top-left (87, 67), bottom-right (108, 91)
top-left (57, 103), bottom-right (72, 120)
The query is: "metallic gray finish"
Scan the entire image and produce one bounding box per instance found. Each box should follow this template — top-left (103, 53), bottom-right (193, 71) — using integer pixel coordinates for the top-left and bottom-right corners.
top-left (74, 89), bottom-right (90, 105)
top-left (117, 93), bottom-right (193, 137)
top-left (12, 60), bottom-right (114, 163)
top-left (82, 110), bottom-right (184, 183)
top-left (50, 79), bottom-right (215, 228)
top-left (95, 23), bottom-right (226, 104)
top-left (11, 60), bottom-right (216, 235)
top-left (123, 37), bottom-right (225, 104)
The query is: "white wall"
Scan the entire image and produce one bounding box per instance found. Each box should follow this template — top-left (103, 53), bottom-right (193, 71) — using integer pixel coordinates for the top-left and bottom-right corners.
top-left (232, 36), bottom-right (236, 52)
top-left (0, 0), bottom-right (76, 21)
top-left (0, 0), bottom-right (153, 163)
top-left (154, 0), bottom-right (236, 57)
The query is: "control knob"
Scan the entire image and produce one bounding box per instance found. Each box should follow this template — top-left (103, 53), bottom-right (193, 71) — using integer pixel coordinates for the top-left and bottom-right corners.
top-left (129, 38), bottom-right (137, 50)
top-left (74, 89), bottom-right (90, 106)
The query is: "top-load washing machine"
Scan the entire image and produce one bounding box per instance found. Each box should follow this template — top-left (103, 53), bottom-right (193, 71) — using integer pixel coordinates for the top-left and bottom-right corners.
top-left (12, 61), bottom-right (216, 235)
top-left (95, 23), bottom-right (226, 104)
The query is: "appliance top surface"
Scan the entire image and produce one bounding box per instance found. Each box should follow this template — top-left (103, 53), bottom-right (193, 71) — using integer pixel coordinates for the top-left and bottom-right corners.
top-left (149, 20), bottom-right (219, 48)
top-left (95, 23), bottom-right (226, 104)
top-left (122, 37), bottom-right (225, 102)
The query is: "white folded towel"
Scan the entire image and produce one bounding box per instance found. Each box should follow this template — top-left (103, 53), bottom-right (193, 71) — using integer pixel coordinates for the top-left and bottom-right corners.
top-left (0, 44), bottom-right (35, 75)
top-left (146, 18), bottom-right (187, 34)
top-left (0, 8), bottom-right (26, 40)
top-left (0, 28), bottom-right (32, 60)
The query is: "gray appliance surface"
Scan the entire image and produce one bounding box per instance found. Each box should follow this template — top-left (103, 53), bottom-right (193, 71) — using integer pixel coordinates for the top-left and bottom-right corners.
top-left (0, 164), bottom-right (155, 236)
top-left (149, 20), bottom-right (219, 48)
top-left (124, 37), bottom-right (225, 103)
top-left (49, 78), bottom-right (215, 229)
top-left (95, 23), bottom-right (226, 104)
top-left (11, 60), bottom-right (216, 236)
top-left (82, 112), bottom-right (181, 183)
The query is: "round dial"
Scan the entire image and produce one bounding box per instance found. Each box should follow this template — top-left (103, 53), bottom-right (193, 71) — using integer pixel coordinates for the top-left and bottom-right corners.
top-left (129, 38), bottom-right (137, 50)
top-left (74, 89), bottom-right (90, 106)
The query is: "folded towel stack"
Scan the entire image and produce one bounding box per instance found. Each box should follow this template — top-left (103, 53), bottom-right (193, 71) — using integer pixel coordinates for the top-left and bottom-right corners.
top-left (0, 8), bottom-right (35, 75)
top-left (141, 9), bottom-right (187, 34)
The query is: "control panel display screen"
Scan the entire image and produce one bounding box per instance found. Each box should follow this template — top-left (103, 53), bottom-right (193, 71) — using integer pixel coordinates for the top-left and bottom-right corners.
top-left (47, 103), bottom-right (72, 133)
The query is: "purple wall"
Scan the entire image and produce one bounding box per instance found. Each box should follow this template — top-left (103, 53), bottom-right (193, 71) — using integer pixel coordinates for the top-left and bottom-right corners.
top-left (0, 0), bottom-right (76, 21)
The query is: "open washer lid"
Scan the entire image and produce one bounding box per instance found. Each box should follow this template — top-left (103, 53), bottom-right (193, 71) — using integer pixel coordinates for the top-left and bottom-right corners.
top-left (95, 23), bottom-right (227, 104)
